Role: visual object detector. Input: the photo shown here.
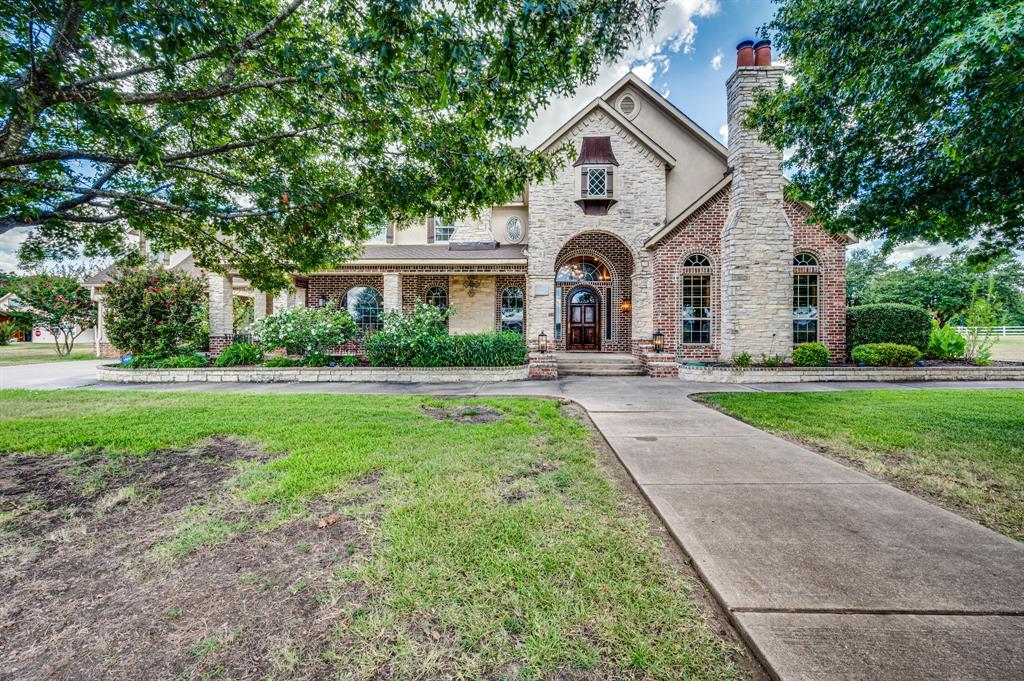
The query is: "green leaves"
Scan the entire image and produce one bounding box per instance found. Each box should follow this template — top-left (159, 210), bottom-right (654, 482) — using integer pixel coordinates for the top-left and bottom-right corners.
top-left (2, 0), bottom-right (662, 289)
top-left (748, 0), bottom-right (1024, 257)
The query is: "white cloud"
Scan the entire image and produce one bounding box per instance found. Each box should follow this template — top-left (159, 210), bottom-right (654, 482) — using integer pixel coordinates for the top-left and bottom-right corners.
top-left (516, 0), bottom-right (722, 147)
top-left (0, 227), bottom-right (31, 272)
top-left (710, 49), bottom-right (724, 70)
top-left (718, 123), bottom-right (728, 144)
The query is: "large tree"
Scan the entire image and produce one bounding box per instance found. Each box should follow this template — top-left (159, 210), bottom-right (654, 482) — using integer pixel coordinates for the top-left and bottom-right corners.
top-left (749, 0), bottom-right (1024, 257)
top-left (1, 0), bottom-right (662, 290)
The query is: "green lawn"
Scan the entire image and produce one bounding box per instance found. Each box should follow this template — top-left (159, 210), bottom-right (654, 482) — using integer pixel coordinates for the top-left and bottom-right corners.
top-left (696, 390), bottom-right (1024, 541)
top-left (0, 343), bottom-right (95, 365)
top-left (0, 390), bottom-right (743, 680)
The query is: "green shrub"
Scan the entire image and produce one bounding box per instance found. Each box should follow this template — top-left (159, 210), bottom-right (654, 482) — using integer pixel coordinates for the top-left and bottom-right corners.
top-left (337, 355), bottom-right (360, 367)
top-left (926, 319), bottom-right (966, 360)
top-left (299, 353), bottom-right (331, 367)
top-left (123, 353), bottom-right (164, 369)
top-left (0, 320), bottom-right (17, 345)
top-left (213, 342), bottom-right (263, 367)
top-left (250, 302), bottom-right (358, 357)
top-left (761, 354), bottom-right (784, 368)
top-left (263, 356), bottom-right (298, 368)
top-left (847, 304), bottom-right (931, 352)
top-left (791, 342), bottom-right (830, 367)
top-left (851, 343), bottom-right (922, 367)
top-left (731, 351), bottom-right (752, 367)
top-left (158, 353), bottom-right (208, 368)
top-left (104, 265), bottom-right (206, 357)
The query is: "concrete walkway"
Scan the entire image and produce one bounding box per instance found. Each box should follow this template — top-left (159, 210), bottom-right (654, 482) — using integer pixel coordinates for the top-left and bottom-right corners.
top-left (4, 365), bottom-right (1024, 679)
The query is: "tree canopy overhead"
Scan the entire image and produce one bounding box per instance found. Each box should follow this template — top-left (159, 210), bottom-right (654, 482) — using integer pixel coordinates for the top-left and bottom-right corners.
top-left (1, 0), bottom-right (662, 289)
top-left (749, 0), bottom-right (1024, 259)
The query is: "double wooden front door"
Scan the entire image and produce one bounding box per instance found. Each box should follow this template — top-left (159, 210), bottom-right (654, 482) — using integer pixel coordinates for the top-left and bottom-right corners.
top-left (567, 289), bottom-right (599, 350)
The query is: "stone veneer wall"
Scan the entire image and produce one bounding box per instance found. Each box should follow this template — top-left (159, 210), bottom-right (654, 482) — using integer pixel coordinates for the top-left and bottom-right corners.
top-left (449, 275), bottom-right (497, 334)
top-left (651, 191), bottom-right (846, 361)
top-left (526, 108), bottom-right (665, 348)
top-left (98, 364), bottom-right (530, 384)
top-left (720, 64), bottom-right (792, 359)
top-left (678, 365), bottom-right (1024, 384)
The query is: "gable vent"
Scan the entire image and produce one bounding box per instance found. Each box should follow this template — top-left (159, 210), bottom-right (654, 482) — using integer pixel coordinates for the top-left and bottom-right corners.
top-left (619, 95), bottom-right (636, 115)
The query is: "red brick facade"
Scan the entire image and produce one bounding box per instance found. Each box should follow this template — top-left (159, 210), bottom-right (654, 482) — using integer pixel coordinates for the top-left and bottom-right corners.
top-left (651, 190), bottom-right (847, 360)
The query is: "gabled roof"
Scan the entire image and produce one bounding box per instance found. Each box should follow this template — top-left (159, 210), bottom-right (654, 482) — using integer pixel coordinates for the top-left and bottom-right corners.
top-left (644, 175), bottom-right (732, 249)
top-left (601, 72), bottom-right (728, 161)
top-left (533, 98), bottom-right (677, 168)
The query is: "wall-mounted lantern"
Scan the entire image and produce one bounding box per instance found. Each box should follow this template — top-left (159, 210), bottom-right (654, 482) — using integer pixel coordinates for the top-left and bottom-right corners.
top-left (538, 330), bottom-right (549, 354)
top-left (620, 297), bottom-right (632, 314)
top-left (652, 329), bottom-right (665, 353)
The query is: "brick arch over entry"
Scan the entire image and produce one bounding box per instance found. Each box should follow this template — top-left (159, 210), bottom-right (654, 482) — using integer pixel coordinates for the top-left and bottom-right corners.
top-left (554, 232), bottom-right (634, 351)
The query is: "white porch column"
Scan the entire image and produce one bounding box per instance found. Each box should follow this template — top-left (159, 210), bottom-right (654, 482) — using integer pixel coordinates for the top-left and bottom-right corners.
top-left (382, 273), bottom-right (402, 312)
top-left (208, 272), bottom-right (234, 356)
top-left (253, 291), bottom-right (271, 321)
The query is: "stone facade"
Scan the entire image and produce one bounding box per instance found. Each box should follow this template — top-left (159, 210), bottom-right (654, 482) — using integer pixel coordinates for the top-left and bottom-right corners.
top-left (526, 108), bottom-right (666, 348)
top-left (720, 65), bottom-right (793, 360)
top-left (448, 275), bottom-right (497, 334)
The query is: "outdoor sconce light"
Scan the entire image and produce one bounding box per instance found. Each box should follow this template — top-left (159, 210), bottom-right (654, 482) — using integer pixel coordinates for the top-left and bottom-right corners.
top-left (620, 297), bottom-right (632, 314)
top-left (652, 329), bottom-right (665, 353)
top-left (538, 330), bottom-right (548, 354)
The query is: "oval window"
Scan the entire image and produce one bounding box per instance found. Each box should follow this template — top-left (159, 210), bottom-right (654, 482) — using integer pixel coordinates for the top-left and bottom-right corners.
top-left (505, 217), bottom-right (523, 242)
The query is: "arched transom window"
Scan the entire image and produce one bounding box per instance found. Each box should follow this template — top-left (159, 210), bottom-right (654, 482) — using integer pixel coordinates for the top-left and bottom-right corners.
top-left (680, 254), bottom-right (713, 345)
top-left (500, 287), bottom-right (524, 333)
top-left (344, 286), bottom-right (383, 332)
top-left (556, 256), bottom-right (611, 282)
top-left (793, 253), bottom-right (820, 344)
top-left (425, 286), bottom-right (448, 310)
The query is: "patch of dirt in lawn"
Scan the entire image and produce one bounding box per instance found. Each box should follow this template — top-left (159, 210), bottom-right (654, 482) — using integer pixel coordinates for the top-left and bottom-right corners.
top-left (421, 404), bottom-right (504, 424)
top-left (0, 438), bottom-right (372, 681)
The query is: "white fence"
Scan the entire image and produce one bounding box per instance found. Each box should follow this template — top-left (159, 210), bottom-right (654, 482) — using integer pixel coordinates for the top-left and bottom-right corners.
top-left (957, 326), bottom-right (1024, 337)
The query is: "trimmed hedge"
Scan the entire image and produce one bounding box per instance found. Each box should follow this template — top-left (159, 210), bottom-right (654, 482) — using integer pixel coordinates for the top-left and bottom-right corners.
top-left (847, 304), bottom-right (931, 352)
top-left (851, 343), bottom-right (922, 367)
top-left (791, 342), bottom-right (830, 367)
top-left (365, 331), bottom-right (527, 367)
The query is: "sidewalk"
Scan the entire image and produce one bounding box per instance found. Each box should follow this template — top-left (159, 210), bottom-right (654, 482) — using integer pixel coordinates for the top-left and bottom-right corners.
top-left (5, 367), bottom-right (1024, 679)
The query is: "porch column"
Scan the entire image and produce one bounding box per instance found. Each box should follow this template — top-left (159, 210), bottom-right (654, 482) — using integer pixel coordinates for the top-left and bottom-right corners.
top-left (526, 276), bottom-right (554, 350)
top-left (253, 291), bottom-right (272, 321)
top-left (208, 272), bottom-right (233, 356)
top-left (382, 273), bottom-right (402, 312)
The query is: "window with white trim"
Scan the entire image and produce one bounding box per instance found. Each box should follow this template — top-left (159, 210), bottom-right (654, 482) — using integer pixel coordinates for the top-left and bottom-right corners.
top-left (505, 217), bottom-right (523, 242)
top-left (792, 253), bottom-right (819, 344)
top-left (680, 254), bottom-right (713, 345)
top-left (434, 218), bottom-right (455, 241)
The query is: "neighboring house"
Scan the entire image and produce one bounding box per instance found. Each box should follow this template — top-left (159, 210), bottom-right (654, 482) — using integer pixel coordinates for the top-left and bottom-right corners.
top-left (100, 40), bottom-right (851, 364)
top-left (0, 292), bottom-right (96, 345)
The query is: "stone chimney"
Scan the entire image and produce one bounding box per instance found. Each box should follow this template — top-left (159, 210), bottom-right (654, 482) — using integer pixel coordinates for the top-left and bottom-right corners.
top-left (719, 39), bottom-right (793, 359)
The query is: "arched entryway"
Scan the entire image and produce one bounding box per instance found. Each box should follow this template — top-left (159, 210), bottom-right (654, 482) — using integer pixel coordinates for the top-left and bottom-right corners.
top-left (553, 232), bottom-right (635, 352)
top-left (566, 286), bottom-right (600, 350)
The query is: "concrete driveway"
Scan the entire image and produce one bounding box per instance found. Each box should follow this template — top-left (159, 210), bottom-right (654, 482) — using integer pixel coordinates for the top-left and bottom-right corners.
top-left (3, 366), bottom-right (1024, 679)
top-left (0, 359), bottom-right (105, 390)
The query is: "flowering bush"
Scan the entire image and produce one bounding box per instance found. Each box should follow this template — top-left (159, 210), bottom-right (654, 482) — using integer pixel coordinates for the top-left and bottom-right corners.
top-left (104, 265), bottom-right (206, 357)
top-left (250, 302), bottom-right (358, 357)
top-left (16, 274), bottom-right (96, 356)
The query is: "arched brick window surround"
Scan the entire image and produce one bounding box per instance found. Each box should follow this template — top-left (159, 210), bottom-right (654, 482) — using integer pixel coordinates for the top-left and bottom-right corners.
top-left (553, 232), bottom-right (634, 352)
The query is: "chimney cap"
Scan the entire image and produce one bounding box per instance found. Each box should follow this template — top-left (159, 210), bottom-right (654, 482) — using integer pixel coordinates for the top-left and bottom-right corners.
top-left (753, 39), bottom-right (771, 49)
top-left (736, 39), bottom-right (755, 49)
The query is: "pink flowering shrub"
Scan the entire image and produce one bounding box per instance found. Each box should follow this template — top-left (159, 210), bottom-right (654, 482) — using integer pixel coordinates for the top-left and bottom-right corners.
top-left (16, 275), bottom-right (96, 356)
top-left (104, 265), bottom-right (206, 356)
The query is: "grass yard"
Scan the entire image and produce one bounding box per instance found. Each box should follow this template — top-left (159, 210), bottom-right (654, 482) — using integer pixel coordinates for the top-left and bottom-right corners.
top-left (695, 390), bottom-right (1024, 542)
top-left (0, 390), bottom-right (748, 680)
top-left (990, 336), bottom-right (1024, 363)
top-left (0, 343), bottom-right (95, 366)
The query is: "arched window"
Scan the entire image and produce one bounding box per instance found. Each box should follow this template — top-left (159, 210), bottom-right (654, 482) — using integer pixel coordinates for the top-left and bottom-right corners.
top-left (344, 286), bottom-right (383, 332)
top-left (556, 256), bottom-right (610, 282)
top-left (682, 253), bottom-right (712, 268)
top-left (569, 289), bottom-right (596, 304)
top-left (500, 287), bottom-right (524, 333)
top-left (680, 256), bottom-right (712, 345)
top-left (425, 286), bottom-right (447, 310)
top-left (505, 217), bottom-right (524, 242)
top-left (793, 254), bottom-right (819, 343)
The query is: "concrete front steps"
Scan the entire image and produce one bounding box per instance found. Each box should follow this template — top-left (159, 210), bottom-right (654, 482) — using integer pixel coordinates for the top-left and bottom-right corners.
top-left (556, 352), bottom-right (645, 376)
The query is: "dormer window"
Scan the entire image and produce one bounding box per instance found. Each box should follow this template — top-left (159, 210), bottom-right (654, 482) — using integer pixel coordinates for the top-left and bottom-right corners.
top-left (574, 136), bottom-right (618, 215)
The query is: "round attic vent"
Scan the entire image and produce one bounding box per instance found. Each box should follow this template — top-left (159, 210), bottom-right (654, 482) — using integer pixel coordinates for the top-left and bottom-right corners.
top-left (619, 95), bottom-right (636, 116)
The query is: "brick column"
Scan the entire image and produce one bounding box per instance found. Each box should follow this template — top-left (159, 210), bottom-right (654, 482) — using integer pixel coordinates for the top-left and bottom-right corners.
top-left (382, 273), bottom-right (402, 312)
top-left (208, 273), bottom-right (233, 356)
top-left (253, 291), bottom-right (272, 322)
